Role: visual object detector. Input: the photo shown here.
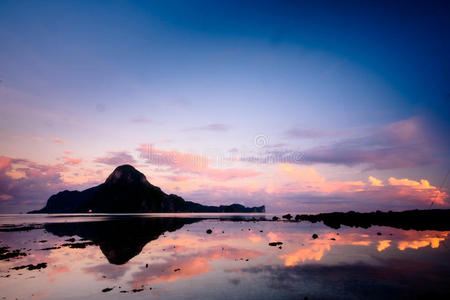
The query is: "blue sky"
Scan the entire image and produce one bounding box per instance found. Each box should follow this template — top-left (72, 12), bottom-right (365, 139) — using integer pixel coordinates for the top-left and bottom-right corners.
top-left (0, 0), bottom-right (449, 212)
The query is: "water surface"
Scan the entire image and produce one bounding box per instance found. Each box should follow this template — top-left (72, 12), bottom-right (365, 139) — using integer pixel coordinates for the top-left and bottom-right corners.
top-left (1, 214), bottom-right (449, 299)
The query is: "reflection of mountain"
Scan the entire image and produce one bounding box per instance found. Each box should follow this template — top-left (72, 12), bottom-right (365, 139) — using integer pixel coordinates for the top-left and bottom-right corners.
top-left (30, 165), bottom-right (265, 213)
top-left (45, 217), bottom-right (200, 265)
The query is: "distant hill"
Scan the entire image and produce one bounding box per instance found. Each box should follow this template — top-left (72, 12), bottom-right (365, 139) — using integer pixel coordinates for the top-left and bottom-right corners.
top-left (29, 165), bottom-right (265, 213)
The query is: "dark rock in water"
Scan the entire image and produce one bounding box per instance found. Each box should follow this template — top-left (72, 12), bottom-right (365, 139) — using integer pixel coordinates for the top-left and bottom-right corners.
top-left (132, 289), bottom-right (144, 293)
top-left (312, 234), bottom-right (318, 239)
top-left (61, 241), bottom-right (95, 249)
top-left (282, 214), bottom-right (292, 221)
top-left (40, 246), bottom-right (61, 251)
top-left (330, 238), bottom-right (336, 241)
top-left (206, 229), bottom-right (212, 234)
top-left (11, 262), bottom-right (47, 270)
top-left (174, 268), bottom-right (180, 272)
top-left (0, 225), bottom-right (41, 232)
top-left (272, 216), bottom-right (279, 221)
top-left (102, 287), bottom-right (114, 293)
top-left (377, 232), bottom-right (382, 236)
top-left (269, 242), bottom-right (283, 246)
top-left (0, 247), bottom-right (27, 260)
top-left (29, 165), bottom-right (265, 213)
top-left (295, 215), bottom-right (301, 222)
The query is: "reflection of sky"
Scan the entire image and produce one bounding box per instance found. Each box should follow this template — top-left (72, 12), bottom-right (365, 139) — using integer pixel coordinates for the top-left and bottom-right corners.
top-left (0, 1), bottom-right (450, 213)
top-left (1, 217), bottom-right (450, 299)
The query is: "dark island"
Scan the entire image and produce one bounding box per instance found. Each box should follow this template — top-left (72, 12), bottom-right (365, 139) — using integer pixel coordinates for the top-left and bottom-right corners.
top-left (295, 209), bottom-right (450, 231)
top-left (29, 165), bottom-right (265, 214)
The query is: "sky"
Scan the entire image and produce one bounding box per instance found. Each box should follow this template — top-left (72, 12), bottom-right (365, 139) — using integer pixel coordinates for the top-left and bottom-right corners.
top-left (0, 0), bottom-right (449, 213)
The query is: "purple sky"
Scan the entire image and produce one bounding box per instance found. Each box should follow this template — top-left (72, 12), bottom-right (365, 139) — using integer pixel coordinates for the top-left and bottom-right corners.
top-left (0, 0), bottom-right (449, 213)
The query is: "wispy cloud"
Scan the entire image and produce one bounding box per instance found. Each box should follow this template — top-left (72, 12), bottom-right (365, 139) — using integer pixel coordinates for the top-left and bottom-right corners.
top-left (184, 123), bottom-right (230, 132)
top-left (301, 118), bottom-right (437, 170)
top-left (137, 143), bottom-right (261, 181)
top-left (94, 151), bottom-right (136, 166)
top-left (243, 118), bottom-right (440, 170)
top-left (131, 115), bottom-right (152, 124)
top-left (285, 127), bottom-right (339, 139)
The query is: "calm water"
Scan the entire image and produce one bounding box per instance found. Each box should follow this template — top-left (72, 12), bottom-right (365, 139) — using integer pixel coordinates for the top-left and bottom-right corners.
top-left (1, 214), bottom-right (449, 299)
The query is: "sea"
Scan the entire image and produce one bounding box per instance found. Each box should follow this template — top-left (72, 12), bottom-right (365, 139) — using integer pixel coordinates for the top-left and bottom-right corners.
top-left (1, 213), bottom-right (449, 299)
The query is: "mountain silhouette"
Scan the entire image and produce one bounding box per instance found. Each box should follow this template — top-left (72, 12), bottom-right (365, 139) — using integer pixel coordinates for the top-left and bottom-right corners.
top-left (29, 165), bottom-right (265, 213)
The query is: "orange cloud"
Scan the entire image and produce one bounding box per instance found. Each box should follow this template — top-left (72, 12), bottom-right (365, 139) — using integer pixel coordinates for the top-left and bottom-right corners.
top-left (273, 163), bottom-right (365, 194)
top-left (369, 176), bottom-right (384, 186)
top-left (388, 177), bottom-right (446, 205)
top-left (267, 163), bottom-right (448, 208)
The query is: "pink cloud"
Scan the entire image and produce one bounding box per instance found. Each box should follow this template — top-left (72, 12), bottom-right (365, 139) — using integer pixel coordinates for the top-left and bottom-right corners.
top-left (94, 151), bottom-right (136, 166)
top-left (62, 156), bottom-right (82, 165)
top-left (0, 156), bottom-right (12, 170)
top-left (138, 143), bottom-right (260, 181)
top-left (0, 156), bottom-right (101, 213)
top-left (52, 138), bottom-right (66, 144)
top-left (269, 163), bottom-right (448, 210)
top-left (138, 143), bottom-right (209, 172)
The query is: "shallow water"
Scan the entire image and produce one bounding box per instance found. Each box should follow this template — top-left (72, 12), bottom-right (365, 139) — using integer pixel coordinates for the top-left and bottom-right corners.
top-left (0, 214), bottom-right (449, 299)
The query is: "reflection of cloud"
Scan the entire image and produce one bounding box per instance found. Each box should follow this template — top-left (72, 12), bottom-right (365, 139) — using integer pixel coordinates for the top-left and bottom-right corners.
top-left (48, 266), bottom-right (70, 282)
top-left (280, 242), bottom-right (331, 266)
top-left (31, 290), bottom-right (50, 299)
top-left (377, 240), bottom-right (391, 252)
top-left (275, 229), bottom-right (450, 266)
top-left (83, 263), bottom-right (130, 280)
top-left (129, 246), bottom-right (262, 289)
top-left (397, 232), bottom-right (448, 250)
